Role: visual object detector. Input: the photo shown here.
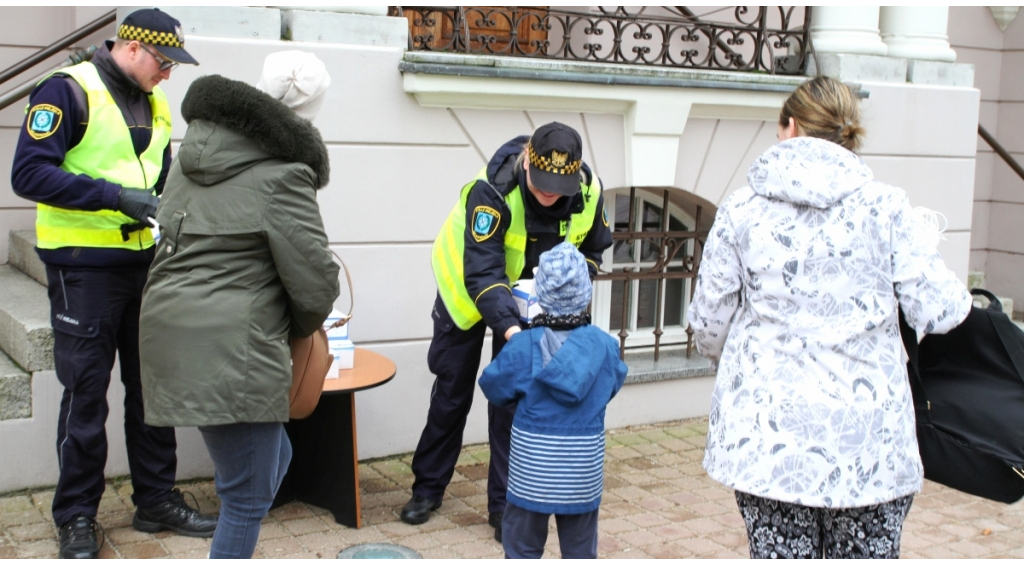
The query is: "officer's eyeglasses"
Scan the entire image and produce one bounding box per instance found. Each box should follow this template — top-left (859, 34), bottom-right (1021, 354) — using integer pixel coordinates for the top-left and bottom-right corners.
top-left (140, 43), bottom-right (179, 72)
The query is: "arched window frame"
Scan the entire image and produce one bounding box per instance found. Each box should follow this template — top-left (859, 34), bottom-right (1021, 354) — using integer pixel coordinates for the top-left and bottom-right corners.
top-left (592, 187), bottom-right (707, 359)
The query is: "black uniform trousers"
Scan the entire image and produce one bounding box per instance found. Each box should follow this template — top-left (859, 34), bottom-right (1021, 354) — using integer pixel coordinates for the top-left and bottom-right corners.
top-left (411, 293), bottom-right (515, 514)
top-left (46, 266), bottom-right (177, 527)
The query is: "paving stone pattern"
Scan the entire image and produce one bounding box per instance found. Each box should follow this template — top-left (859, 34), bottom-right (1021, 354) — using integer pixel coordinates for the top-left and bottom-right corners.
top-left (1, 417), bottom-right (1022, 559)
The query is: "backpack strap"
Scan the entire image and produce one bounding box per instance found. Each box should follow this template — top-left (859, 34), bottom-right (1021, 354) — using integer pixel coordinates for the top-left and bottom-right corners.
top-left (970, 288), bottom-right (1024, 385)
top-left (987, 306), bottom-right (1024, 387)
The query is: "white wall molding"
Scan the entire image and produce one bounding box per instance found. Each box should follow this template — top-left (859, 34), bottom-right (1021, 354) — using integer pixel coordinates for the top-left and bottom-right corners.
top-left (989, 6), bottom-right (1020, 32)
top-left (402, 69), bottom-right (789, 188)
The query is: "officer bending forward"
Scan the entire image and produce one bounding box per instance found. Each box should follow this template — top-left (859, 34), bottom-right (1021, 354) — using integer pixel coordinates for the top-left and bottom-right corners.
top-left (401, 122), bottom-right (613, 542)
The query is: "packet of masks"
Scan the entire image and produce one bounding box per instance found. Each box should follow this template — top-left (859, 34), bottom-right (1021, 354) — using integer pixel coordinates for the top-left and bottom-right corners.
top-left (324, 309), bottom-right (353, 377)
top-left (513, 277), bottom-right (542, 324)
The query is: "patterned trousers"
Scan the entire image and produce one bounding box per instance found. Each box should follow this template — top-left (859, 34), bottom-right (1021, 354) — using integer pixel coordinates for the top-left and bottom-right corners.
top-left (734, 491), bottom-right (914, 559)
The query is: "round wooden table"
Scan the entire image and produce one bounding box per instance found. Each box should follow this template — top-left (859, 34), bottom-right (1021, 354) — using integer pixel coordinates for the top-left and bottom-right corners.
top-left (274, 348), bottom-right (396, 528)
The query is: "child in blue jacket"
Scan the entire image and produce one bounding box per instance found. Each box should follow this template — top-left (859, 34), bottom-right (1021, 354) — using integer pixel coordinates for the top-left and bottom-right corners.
top-left (479, 242), bottom-right (628, 559)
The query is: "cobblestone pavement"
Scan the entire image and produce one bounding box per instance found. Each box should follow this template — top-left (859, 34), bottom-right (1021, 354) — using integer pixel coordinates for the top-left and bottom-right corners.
top-left (2, 417), bottom-right (1023, 559)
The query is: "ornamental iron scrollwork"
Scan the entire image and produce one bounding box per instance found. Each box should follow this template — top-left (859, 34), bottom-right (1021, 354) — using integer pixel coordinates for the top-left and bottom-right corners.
top-left (390, 6), bottom-right (811, 75)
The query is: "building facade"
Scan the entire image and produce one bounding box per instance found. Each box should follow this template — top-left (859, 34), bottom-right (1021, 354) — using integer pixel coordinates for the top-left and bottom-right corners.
top-left (0, 5), bottom-right (1013, 492)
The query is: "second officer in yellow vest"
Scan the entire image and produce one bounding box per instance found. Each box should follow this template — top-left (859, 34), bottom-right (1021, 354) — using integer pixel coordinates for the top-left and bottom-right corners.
top-left (10, 9), bottom-right (215, 559)
top-left (402, 123), bottom-right (613, 541)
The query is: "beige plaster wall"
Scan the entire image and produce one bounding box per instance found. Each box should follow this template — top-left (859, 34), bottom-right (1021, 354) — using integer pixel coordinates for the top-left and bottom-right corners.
top-left (950, 6), bottom-right (1024, 313)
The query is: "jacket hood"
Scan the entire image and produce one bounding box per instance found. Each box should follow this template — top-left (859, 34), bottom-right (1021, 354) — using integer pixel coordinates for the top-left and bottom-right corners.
top-left (178, 74), bottom-right (330, 188)
top-left (487, 135), bottom-right (530, 190)
top-left (534, 326), bottom-right (605, 406)
top-left (747, 137), bottom-right (873, 209)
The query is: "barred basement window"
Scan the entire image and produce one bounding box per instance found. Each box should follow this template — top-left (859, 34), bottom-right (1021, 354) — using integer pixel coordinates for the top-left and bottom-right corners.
top-left (592, 188), bottom-right (708, 360)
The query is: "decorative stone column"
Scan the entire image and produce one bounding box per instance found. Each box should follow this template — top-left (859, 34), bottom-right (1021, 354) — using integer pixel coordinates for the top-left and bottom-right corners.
top-left (809, 6), bottom-right (888, 56)
top-left (879, 7), bottom-right (956, 62)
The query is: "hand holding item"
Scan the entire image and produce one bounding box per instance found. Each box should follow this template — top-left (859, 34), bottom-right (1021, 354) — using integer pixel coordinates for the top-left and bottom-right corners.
top-left (118, 188), bottom-right (159, 224)
top-left (504, 325), bottom-right (521, 341)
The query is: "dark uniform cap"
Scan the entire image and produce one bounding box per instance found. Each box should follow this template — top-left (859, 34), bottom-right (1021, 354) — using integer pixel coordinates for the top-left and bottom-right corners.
top-left (527, 122), bottom-right (583, 196)
top-left (118, 8), bottom-right (199, 66)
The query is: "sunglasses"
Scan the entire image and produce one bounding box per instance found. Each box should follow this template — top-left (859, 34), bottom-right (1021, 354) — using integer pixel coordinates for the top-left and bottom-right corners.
top-left (139, 43), bottom-right (179, 72)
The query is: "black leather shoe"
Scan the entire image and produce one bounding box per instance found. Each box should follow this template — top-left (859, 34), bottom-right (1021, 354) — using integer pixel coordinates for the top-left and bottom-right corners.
top-left (489, 511), bottom-right (503, 543)
top-left (132, 488), bottom-right (217, 538)
top-left (58, 515), bottom-right (100, 559)
top-left (400, 495), bottom-right (442, 525)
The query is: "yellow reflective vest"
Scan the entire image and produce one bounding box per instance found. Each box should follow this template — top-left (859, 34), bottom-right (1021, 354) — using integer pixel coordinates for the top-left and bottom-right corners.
top-left (432, 167), bottom-right (601, 330)
top-left (34, 62), bottom-right (170, 250)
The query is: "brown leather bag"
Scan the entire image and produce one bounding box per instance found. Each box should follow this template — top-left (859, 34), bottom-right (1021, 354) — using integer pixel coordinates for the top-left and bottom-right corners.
top-left (289, 327), bottom-right (332, 419)
top-left (288, 252), bottom-right (353, 419)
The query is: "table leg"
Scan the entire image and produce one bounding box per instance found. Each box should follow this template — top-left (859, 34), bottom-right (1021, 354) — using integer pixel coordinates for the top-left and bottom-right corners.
top-left (273, 392), bottom-right (362, 528)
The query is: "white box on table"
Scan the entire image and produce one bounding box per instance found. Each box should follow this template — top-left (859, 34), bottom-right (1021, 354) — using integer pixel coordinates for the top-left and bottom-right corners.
top-left (324, 310), bottom-right (353, 378)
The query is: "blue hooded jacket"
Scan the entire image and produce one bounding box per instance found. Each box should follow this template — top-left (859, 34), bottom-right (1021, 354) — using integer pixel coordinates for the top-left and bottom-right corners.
top-left (479, 324), bottom-right (627, 514)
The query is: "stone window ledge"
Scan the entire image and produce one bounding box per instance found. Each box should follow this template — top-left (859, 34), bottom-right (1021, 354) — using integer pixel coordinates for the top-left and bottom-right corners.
top-left (623, 349), bottom-right (716, 385)
top-left (401, 51), bottom-right (809, 94)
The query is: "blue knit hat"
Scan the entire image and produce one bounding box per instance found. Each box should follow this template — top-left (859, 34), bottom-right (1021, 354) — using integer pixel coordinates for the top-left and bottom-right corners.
top-left (535, 242), bottom-right (592, 316)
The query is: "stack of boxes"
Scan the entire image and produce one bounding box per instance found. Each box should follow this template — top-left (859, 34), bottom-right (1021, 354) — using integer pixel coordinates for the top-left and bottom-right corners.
top-left (325, 309), bottom-right (354, 378)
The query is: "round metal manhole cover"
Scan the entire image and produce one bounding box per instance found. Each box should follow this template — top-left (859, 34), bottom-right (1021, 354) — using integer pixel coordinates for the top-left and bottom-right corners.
top-left (337, 543), bottom-right (421, 559)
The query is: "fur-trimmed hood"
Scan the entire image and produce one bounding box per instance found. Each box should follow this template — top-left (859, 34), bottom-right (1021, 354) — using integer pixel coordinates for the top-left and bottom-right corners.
top-left (179, 74), bottom-right (329, 188)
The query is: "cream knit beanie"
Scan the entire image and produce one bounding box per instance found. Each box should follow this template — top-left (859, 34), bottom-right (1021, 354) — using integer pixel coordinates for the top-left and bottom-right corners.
top-left (256, 50), bottom-right (331, 121)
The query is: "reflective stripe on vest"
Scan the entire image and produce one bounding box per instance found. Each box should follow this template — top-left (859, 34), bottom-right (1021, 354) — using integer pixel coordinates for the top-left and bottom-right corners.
top-left (431, 167), bottom-right (601, 330)
top-left (35, 62), bottom-right (170, 250)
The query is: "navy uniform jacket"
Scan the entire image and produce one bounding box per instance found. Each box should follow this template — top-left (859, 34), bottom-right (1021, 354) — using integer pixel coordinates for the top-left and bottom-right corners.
top-left (10, 41), bottom-right (170, 269)
top-left (463, 136), bottom-right (613, 337)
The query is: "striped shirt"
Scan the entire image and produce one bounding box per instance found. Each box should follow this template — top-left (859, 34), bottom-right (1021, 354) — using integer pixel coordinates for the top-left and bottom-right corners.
top-left (508, 427), bottom-right (605, 508)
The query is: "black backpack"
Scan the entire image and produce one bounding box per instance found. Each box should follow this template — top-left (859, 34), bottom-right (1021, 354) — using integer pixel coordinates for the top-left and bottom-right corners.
top-left (900, 288), bottom-right (1024, 503)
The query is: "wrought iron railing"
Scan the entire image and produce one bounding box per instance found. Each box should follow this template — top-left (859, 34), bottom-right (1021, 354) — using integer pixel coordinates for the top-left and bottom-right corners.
top-left (390, 6), bottom-right (812, 75)
top-left (0, 10), bottom-right (114, 111)
top-left (594, 188), bottom-right (708, 360)
top-left (979, 125), bottom-right (1024, 183)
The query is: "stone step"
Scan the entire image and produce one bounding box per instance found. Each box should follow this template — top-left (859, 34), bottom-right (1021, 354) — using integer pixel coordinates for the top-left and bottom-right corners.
top-left (0, 265), bottom-right (52, 372)
top-left (0, 349), bottom-right (30, 421)
top-left (9, 230), bottom-right (45, 286)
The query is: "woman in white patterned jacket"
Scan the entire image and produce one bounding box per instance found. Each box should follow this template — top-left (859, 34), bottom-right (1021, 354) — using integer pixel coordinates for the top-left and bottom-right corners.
top-left (688, 76), bottom-right (972, 559)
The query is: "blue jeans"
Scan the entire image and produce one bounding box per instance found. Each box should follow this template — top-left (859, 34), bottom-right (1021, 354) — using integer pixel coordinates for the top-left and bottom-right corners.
top-left (199, 422), bottom-right (292, 558)
top-left (502, 504), bottom-right (599, 559)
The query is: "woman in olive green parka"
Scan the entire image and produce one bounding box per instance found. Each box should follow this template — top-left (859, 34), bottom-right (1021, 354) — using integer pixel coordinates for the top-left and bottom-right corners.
top-left (139, 56), bottom-right (339, 558)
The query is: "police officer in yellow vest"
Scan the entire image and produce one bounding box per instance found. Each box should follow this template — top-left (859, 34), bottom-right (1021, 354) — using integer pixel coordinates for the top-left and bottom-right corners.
top-left (401, 123), bottom-right (613, 541)
top-left (10, 9), bottom-right (216, 559)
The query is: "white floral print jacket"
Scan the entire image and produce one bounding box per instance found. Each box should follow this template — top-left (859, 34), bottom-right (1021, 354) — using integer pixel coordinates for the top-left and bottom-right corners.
top-left (688, 137), bottom-right (972, 508)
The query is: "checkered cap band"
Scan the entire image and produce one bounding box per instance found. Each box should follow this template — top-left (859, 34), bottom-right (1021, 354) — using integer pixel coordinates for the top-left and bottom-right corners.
top-left (118, 24), bottom-right (183, 48)
top-left (528, 142), bottom-right (581, 175)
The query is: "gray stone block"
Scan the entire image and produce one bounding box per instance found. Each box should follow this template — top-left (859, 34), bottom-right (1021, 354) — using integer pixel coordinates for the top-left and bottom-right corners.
top-left (623, 349), bottom-right (716, 385)
top-left (807, 53), bottom-right (907, 83)
top-left (0, 266), bottom-right (52, 372)
top-left (282, 9), bottom-right (408, 47)
top-left (0, 351), bottom-right (30, 421)
top-left (117, 6), bottom-right (282, 40)
top-left (906, 60), bottom-right (974, 87)
top-left (9, 230), bottom-right (45, 286)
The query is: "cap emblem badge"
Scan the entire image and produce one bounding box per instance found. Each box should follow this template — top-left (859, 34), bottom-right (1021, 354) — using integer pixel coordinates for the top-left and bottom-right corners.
top-left (551, 150), bottom-right (568, 168)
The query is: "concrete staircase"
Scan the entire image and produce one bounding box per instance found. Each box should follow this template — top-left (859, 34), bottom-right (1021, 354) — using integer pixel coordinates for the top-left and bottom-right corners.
top-left (0, 231), bottom-right (49, 422)
top-left (0, 230), bottom-right (217, 493)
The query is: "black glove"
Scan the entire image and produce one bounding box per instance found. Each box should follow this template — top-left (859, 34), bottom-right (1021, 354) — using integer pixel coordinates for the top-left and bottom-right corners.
top-left (117, 188), bottom-right (159, 224)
